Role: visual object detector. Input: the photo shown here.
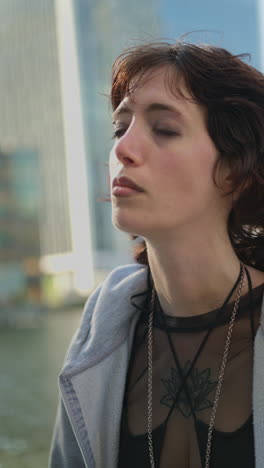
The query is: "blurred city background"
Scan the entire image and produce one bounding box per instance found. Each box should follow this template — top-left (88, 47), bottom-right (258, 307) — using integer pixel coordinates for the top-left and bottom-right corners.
top-left (0, 0), bottom-right (263, 466)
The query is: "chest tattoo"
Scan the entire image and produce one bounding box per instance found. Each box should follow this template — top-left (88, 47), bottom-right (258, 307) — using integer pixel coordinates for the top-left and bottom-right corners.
top-left (160, 360), bottom-right (218, 418)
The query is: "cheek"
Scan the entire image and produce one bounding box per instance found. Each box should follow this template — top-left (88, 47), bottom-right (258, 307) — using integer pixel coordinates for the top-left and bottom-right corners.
top-left (161, 144), bottom-right (218, 201)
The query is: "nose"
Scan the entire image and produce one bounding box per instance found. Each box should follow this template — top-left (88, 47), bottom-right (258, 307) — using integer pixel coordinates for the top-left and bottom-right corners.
top-left (113, 122), bottom-right (145, 166)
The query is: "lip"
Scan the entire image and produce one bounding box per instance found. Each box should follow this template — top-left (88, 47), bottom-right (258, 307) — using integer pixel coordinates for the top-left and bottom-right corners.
top-left (112, 176), bottom-right (144, 192)
top-left (112, 186), bottom-right (143, 197)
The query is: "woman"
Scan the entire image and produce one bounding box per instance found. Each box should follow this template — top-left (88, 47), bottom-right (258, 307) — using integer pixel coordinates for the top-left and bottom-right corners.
top-left (49, 40), bottom-right (264, 468)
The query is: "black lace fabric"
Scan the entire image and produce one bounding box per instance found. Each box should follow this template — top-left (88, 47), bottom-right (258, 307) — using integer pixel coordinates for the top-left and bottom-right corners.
top-left (118, 267), bottom-right (264, 468)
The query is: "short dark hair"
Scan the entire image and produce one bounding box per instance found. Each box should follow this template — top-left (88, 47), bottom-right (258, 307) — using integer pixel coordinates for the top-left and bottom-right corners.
top-left (109, 40), bottom-right (264, 270)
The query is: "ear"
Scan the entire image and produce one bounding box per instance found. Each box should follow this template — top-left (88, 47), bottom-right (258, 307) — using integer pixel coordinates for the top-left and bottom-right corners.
top-left (215, 160), bottom-right (233, 192)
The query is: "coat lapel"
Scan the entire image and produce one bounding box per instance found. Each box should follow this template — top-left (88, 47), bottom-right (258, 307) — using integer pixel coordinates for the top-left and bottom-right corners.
top-left (59, 312), bottom-right (140, 468)
top-left (253, 291), bottom-right (264, 468)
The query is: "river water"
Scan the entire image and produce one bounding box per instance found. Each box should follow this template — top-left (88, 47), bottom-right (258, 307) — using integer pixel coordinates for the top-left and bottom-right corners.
top-left (0, 307), bottom-right (83, 468)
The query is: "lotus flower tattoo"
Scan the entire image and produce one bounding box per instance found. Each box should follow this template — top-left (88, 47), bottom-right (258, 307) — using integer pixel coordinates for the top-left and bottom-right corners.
top-left (160, 361), bottom-right (218, 418)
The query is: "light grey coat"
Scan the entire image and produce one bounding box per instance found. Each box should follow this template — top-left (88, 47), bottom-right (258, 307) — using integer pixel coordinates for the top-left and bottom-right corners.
top-left (49, 263), bottom-right (264, 468)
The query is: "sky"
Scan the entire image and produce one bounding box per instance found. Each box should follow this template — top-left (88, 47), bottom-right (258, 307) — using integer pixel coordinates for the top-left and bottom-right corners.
top-left (158, 0), bottom-right (260, 68)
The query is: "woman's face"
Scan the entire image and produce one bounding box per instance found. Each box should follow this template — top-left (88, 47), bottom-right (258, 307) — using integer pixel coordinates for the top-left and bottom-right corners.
top-left (109, 66), bottom-right (231, 241)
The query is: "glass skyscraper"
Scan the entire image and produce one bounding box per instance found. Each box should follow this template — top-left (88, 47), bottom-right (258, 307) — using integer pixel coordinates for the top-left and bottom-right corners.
top-left (0, 0), bottom-right (72, 258)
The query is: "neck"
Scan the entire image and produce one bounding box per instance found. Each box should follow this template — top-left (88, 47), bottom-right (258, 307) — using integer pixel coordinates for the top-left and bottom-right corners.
top-left (146, 230), bottom-right (244, 318)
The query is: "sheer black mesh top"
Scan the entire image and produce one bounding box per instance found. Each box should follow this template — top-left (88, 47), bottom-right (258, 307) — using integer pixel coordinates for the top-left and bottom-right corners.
top-left (118, 266), bottom-right (264, 468)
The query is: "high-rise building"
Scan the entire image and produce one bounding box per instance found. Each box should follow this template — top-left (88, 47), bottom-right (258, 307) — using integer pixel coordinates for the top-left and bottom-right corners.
top-left (0, 0), bottom-right (72, 257)
top-left (0, 0), bottom-right (94, 304)
top-left (0, 148), bottom-right (40, 262)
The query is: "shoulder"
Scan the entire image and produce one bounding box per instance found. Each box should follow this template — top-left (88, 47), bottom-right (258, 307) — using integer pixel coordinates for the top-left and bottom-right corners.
top-left (84, 262), bottom-right (148, 323)
top-left (101, 263), bottom-right (147, 292)
top-left (82, 262), bottom-right (148, 313)
top-left (61, 263), bottom-right (148, 372)
top-left (80, 261), bottom-right (149, 332)
top-left (102, 262), bottom-right (147, 287)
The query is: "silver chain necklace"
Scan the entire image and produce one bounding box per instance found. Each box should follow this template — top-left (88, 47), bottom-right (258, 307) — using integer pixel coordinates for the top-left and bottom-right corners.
top-left (147, 263), bottom-right (246, 468)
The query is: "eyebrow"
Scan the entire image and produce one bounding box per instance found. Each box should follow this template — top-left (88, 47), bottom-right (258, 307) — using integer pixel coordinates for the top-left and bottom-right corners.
top-left (112, 102), bottom-right (185, 122)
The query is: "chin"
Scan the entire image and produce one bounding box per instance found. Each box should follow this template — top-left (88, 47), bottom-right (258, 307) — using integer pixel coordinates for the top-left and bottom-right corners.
top-left (112, 220), bottom-right (137, 234)
top-left (111, 215), bottom-right (144, 235)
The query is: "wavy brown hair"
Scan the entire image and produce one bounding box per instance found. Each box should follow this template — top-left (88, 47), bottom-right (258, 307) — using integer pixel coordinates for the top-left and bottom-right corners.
top-left (105, 40), bottom-right (264, 270)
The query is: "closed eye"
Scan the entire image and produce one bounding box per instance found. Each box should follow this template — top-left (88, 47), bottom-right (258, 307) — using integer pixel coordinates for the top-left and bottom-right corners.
top-left (154, 128), bottom-right (180, 137)
top-left (111, 127), bottom-right (180, 140)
